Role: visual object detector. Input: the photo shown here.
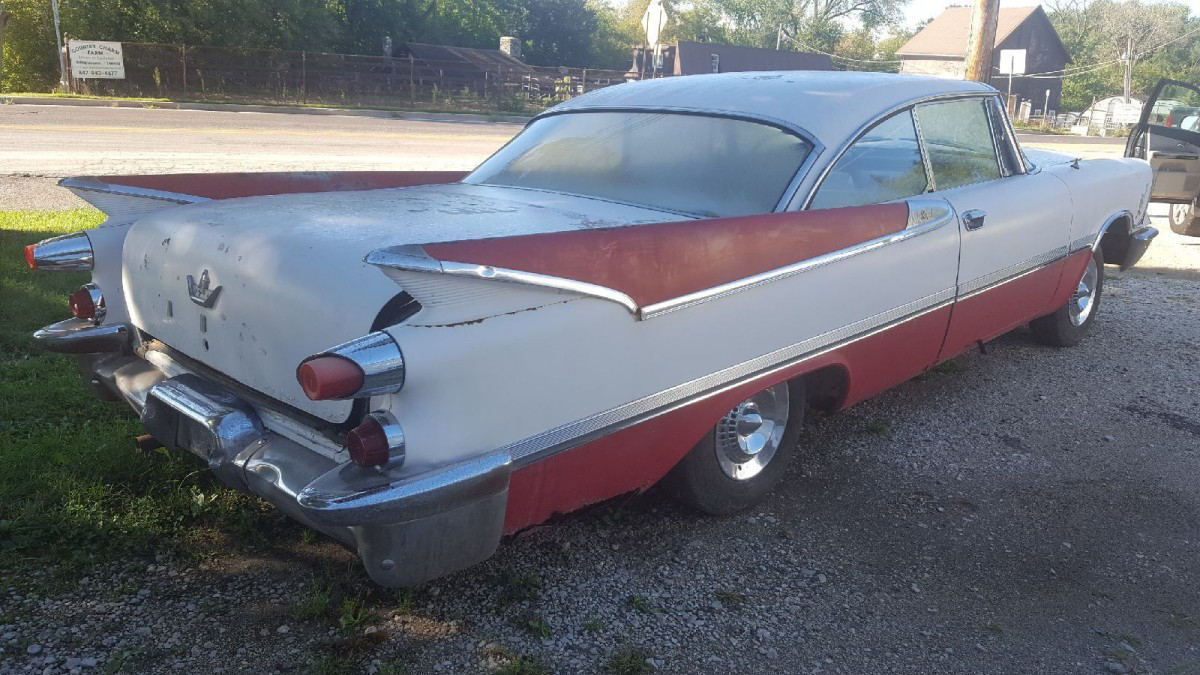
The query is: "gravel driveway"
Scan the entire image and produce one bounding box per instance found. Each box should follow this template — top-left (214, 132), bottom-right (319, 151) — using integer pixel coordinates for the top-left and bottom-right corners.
top-left (3, 168), bottom-right (1199, 674)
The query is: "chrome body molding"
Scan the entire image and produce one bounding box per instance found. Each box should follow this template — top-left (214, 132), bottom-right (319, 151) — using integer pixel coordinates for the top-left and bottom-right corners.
top-left (58, 176), bottom-right (210, 205)
top-left (366, 245), bottom-right (640, 315)
top-left (368, 199), bottom-right (955, 322)
top-left (956, 246), bottom-right (1069, 300)
top-left (33, 318), bottom-right (132, 354)
top-left (27, 232), bottom-right (94, 271)
top-left (305, 331), bottom-right (406, 398)
top-left (1086, 210), bottom-right (1136, 251)
top-left (493, 286), bottom-right (958, 468)
top-left (639, 199), bottom-right (955, 319)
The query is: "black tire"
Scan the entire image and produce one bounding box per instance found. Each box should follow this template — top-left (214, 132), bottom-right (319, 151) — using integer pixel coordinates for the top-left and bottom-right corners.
top-left (1169, 203), bottom-right (1200, 237)
top-left (1030, 247), bottom-right (1104, 347)
top-left (663, 378), bottom-right (806, 515)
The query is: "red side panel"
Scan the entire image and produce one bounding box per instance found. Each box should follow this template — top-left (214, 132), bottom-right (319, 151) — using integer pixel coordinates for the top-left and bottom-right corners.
top-left (502, 305), bottom-right (952, 533)
top-left (426, 203), bottom-right (909, 308)
top-left (91, 171), bottom-right (469, 200)
top-left (938, 259), bottom-right (1066, 361)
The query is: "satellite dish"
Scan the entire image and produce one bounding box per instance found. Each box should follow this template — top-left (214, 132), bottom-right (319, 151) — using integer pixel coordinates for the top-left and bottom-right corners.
top-left (642, 0), bottom-right (668, 47)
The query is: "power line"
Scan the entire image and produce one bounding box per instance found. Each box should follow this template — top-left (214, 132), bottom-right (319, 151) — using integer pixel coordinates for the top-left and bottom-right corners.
top-left (998, 21), bottom-right (1200, 79)
top-left (778, 30), bottom-right (904, 65)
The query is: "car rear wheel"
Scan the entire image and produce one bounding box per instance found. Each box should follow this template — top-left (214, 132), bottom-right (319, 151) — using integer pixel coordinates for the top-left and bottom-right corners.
top-left (1030, 247), bottom-right (1104, 347)
top-left (1169, 203), bottom-right (1200, 237)
top-left (663, 379), bottom-right (805, 515)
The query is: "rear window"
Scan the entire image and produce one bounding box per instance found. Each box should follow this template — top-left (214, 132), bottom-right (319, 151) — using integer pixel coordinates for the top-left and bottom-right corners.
top-left (466, 111), bottom-right (814, 218)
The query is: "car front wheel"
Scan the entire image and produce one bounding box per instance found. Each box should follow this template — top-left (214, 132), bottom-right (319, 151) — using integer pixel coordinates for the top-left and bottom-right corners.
top-left (663, 379), bottom-right (805, 515)
top-left (1030, 247), bottom-right (1104, 347)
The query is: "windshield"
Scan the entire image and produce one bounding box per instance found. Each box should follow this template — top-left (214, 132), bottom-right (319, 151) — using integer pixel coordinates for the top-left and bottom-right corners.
top-left (465, 111), bottom-right (814, 218)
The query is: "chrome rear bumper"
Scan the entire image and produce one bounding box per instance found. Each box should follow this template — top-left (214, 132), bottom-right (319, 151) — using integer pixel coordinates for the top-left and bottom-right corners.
top-left (36, 322), bottom-right (511, 587)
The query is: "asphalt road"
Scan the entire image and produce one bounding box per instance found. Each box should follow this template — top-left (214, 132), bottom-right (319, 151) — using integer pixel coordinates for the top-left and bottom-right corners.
top-left (2, 104), bottom-right (1197, 675)
top-left (1, 104), bottom-right (1135, 179)
top-left (0, 104), bottom-right (519, 177)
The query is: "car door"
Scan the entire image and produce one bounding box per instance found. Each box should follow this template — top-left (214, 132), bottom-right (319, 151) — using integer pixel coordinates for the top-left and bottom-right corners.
top-left (918, 96), bottom-right (1074, 361)
top-left (1125, 79), bottom-right (1200, 205)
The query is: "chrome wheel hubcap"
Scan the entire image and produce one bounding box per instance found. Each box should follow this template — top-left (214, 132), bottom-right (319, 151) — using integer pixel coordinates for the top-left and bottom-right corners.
top-left (715, 383), bottom-right (790, 481)
top-left (1069, 257), bottom-right (1099, 327)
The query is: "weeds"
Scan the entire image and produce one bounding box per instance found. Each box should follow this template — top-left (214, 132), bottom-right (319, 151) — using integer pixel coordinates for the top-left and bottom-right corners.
top-left (498, 569), bottom-right (541, 605)
top-left (606, 645), bottom-right (654, 674)
top-left (338, 596), bottom-right (377, 630)
top-left (626, 594), bottom-right (659, 615)
top-left (714, 590), bottom-right (746, 606)
top-left (866, 421), bottom-right (892, 438)
top-left (291, 584), bottom-right (331, 622)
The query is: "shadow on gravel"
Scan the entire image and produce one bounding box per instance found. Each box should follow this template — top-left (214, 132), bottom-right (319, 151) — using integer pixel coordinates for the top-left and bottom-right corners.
top-left (1127, 265), bottom-right (1200, 282)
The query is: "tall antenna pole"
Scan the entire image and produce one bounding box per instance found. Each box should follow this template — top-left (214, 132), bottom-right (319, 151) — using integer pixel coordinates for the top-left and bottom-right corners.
top-left (963, 0), bottom-right (1000, 82)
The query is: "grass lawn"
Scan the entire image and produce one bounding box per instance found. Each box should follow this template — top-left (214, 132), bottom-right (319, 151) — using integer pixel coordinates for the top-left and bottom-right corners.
top-left (0, 210), bottom-right (297, 583)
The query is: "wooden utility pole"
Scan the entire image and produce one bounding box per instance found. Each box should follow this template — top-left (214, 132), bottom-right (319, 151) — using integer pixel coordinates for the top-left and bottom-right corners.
top-left (963, 0), bottom-right (1000, 83)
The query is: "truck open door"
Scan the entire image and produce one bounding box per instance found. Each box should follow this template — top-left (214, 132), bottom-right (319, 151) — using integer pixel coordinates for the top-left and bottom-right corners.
top-left (1125, 79), bottom-right (1200, 235)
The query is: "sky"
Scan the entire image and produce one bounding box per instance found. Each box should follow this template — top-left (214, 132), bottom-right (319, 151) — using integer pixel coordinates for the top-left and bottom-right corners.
top-left (902, 0), bottom-right (1200, 29)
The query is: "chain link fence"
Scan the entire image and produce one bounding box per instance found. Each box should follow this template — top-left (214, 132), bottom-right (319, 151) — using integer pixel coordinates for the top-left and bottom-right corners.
top-left (65, 42), bottom-right (632, 113)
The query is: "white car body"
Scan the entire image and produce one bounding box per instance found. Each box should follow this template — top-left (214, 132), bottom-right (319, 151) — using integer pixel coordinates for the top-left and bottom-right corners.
top-left (29, 72), bottom-right (1157, 586)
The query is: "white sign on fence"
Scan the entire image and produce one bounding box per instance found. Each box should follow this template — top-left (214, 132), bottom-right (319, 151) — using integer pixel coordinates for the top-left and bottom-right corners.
top-left (1112, 102), bottom-right (1143, 125)
top-left (67, 40), bottom-right (125, 79)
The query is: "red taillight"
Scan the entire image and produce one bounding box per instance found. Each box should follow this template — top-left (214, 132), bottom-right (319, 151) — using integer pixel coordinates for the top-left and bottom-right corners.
top-left (347, 415), bottom-right (392, 467)
top-left (1166, 114), bottom-right (1174, 127)
top-left (24, 244), bottom-right (38, 269)
top-left (69, 287), bottom-right (96, 319)
top-left (298, 356), bottom-right (365, 400)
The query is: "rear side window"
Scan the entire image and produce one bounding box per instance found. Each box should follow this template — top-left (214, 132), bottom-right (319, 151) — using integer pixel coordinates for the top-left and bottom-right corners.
top-left (916, 99), bottom-right (1002, 191)
top-left (809, 111), bottom-right (929, 210)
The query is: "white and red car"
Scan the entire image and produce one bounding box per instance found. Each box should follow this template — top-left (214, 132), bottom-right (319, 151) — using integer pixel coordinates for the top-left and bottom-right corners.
top-left (28, 72), bottom-right (1157, 586)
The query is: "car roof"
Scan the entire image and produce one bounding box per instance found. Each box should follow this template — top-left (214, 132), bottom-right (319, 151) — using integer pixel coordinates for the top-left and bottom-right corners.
top-left (544, 71), bottom-right (995, 146)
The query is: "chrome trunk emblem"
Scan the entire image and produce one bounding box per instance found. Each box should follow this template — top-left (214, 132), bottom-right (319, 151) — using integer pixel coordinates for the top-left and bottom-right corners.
top-left (187, 270), bottom-right (222, 308)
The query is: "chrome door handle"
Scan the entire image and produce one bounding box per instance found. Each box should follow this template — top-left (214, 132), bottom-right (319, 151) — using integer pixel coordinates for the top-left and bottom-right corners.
top-left (962, 209), bottom-right (987, 231)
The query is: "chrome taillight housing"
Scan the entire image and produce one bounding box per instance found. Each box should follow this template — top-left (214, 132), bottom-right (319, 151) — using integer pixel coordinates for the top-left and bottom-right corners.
top-left (69, 283), bottom-right (106, 324)
top-left (297, 331), bottom-right (405, 401)
top-left (25, 232), bottom-right (94, 271)
top-left (346, 411), bottom-right (406, 468)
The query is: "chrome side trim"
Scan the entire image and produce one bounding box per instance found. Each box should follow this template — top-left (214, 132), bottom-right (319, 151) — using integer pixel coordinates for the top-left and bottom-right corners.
top-left (306, 331), bottom-right (406, 398)
top-left (640, 199), bottom-right (954, 319)
top-left (496, 286), bottom-right (958, 468)
top-left (366, 246), bottom-right (640, 315)
top-left (34, 319), bottom-right (132, 354)
top-left (1089, 210), bottom-right (1135, 251)
top-left (58, 177), bottom-right (210, 205)
top-left (370, 199), bottom-right (954, 322)
top-left (1068, 234), bottom-right (1094, 253)
top-left (28, 232), bottom-right (94, 271)
top-left (956, 246), bottom-right (1068, 299)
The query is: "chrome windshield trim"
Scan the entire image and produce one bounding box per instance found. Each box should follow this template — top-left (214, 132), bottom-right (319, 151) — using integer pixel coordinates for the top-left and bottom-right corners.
top-left (58, 177), bottom-right (210, 204)
top-left (640, 199), bottom-right (955, 320)
top-left (366, 245), bottom-right (640, 315)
